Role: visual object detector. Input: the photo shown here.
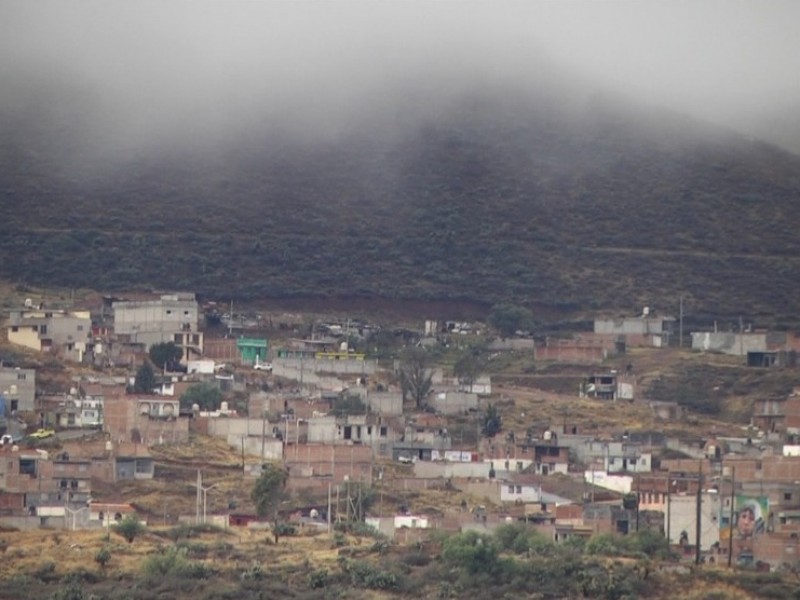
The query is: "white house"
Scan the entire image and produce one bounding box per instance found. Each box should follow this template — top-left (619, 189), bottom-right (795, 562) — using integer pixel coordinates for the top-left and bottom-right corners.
top-left (500, 480), bottom-right (543, 504)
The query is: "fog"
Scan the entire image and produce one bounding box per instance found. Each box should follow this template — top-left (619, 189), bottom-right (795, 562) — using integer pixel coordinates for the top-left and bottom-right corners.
top-left (2, 0), bottom-right (799, 154)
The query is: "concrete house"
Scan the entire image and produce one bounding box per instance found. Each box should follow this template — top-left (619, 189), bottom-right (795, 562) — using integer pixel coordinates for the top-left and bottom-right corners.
top-left (581, 371), bottom-right (634, 401)
top-left (500, 476), bottom-right (544, 504)
top-left (429, 391), bottom-right (478, 415)
top-left (39, 392), bottom-right (103, 429)
top-left (112, 293), bottom-right (202, 361)
top-left (594, 311), bottom-right (675, 348)
top-left (7, 308), bottom-right (91, 361)
top-left (306, 414), bottom-right (396, 456)
top-left (579, 440), bottom-right (652, 473)
top-left (0, 367), bottom-right (36, 413)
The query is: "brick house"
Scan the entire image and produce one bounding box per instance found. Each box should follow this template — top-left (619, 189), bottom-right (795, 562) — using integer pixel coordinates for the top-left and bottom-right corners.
top-left (104, 394), bottom-right (188, 445)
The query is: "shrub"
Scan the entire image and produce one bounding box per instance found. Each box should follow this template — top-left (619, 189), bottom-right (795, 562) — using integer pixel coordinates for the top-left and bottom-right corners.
top-left (142, 546), bottom-right (211, 580)
top-left (308, 568), bottom-right (328, 589)
top-left (343, 559), bottom-right (398, 590)
top-left (273, 522), bottom-right (297, 537)
top-left (441, 531), bottom-right (498, 575)
top-left (494, 523), bottom-right (554, 556)
top-left (114, 515), bottom-right (146, 544)
top-left (585, 533), bottom-right (625, 557)
top-left (94, 548), bottom-right (111, 571)
top-left (33, 561), bottom-right (57, 582)
top-left (240, 562), bottom-right (265, 581)
top-left (626, 529), bottom-right (673, 559)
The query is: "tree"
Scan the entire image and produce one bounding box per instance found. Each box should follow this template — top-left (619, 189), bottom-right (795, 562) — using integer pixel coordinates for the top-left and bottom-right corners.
top-left (94, 547), bottom-right (111, 572)
top-left (482, 403), bottom-right (502, 438)
top-left (114, 515), bottom-right (145, 544)
top-left (454, 347), bottom-right (485, 393)
top-left (441, 531), bottom-right (499, 575)
top-left (332, 394), bottom-right (367, 417)
top-left (180, 382), bottom-right (223, 411)
top-left (487, 303), bottom-right (533, 338)
top-left (398, 347), bottom-right (433, 408)
top-left (251, 463), bottom-right (288, 542)
top-left (133, 362), bottom-right (156, 394)
top-left (148, 342), bottom-right (183, 371)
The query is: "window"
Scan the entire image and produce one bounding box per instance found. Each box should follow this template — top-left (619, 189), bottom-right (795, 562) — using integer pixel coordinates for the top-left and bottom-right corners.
top-left (19, 459), bottom-right (36, 477)
top-left (184, 310), bottom-right (189, 316)
top-left (11, 326), bottom-right (18, 332)
top-left (786, 492), bottom-right (793, 501)
top-left (508, 485), bottom-right (515, 494)
top-left (380, 427), bottom-right (387, 437)
top-left (166, 310), bottom-right (173, 315)
top-left (516, 485), bottom-right (522, 493)
top-left (17, 373), bottom-right (26, 380)
top-left (77, 325), bottom-right (83, 331)
top-left (40, 325), bottom-right (47, 335)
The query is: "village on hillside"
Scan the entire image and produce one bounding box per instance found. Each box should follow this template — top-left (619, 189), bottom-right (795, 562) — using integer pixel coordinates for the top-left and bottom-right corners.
top-left (2, 289), bottom-right (800, 572)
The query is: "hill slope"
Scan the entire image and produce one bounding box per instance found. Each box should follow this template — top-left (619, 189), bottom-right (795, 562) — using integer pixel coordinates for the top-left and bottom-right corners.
top-left (2, 81), bottom-right (799, 321)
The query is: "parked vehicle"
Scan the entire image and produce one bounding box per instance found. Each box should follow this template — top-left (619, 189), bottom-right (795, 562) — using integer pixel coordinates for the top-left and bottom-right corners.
top-left (29, 428), bottom-right (55, 439)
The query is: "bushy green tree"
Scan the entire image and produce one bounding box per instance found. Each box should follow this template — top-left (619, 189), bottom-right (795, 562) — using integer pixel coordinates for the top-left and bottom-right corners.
top-left (585, 533), bottom-right (625, 557)
top-left (494, 522), bottom-right (554, 555)
top-left (180, 382), bottom-right (223, 411)
top-left (251, 463), bottom-right (288, 542)
top-left (149, 342), bottom-right (183, 371)
top-left (441, 531), bottom-right (498, 574)
top-left (94, 547), bottom-right (111, 571)
top-left (487, 303), bottom-right (533, 338)
top-left (114, 515), bottom-right (145, 544)
top-left (482, 403), bottom-right (502, 437)
top-left (133, 362), bottom-right (156, 394)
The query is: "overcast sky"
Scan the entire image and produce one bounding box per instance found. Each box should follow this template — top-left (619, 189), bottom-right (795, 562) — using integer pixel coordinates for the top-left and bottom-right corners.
top-left (2, 0), bottom-right (799, 153)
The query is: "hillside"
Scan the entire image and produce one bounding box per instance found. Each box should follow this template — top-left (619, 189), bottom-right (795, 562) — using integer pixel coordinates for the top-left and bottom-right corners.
top-left (2, 80), bottom-right (800, 322)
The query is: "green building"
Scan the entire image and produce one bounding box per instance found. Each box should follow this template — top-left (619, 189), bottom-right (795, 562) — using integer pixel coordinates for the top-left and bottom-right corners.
top-left (236, 337), bottom-right (268, 365)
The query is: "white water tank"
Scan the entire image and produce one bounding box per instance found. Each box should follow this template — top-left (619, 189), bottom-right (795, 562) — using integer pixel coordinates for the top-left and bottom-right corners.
top-left (220, 401), bottom-right (229, 412)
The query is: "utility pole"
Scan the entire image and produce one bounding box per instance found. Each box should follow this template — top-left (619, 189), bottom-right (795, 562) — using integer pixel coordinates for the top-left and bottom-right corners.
top-left (679, 296), bottom-right (684, 348)
top-left (728, 466), bottom-right (736, 567)
top-left (666, 470), bottom-right (672, 543)
top-left (196, 470), bottom-right (201, 525)
top-left (261, 410), bottom-right (266, 459)
top-left (636, 473), bottom-right (641, 532)
top-left (695, 461), bottom-right (703, 565)
top-left (327, 483), bottom-right (332, 534)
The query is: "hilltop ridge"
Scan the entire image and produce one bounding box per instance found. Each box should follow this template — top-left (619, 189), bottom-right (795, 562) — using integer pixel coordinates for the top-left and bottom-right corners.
top-left (1, 82), bottom-right (799, 322)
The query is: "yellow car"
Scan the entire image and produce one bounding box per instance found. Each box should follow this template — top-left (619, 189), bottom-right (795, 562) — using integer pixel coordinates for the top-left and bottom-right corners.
top-left (29, 428), bottom-right (55, 439)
